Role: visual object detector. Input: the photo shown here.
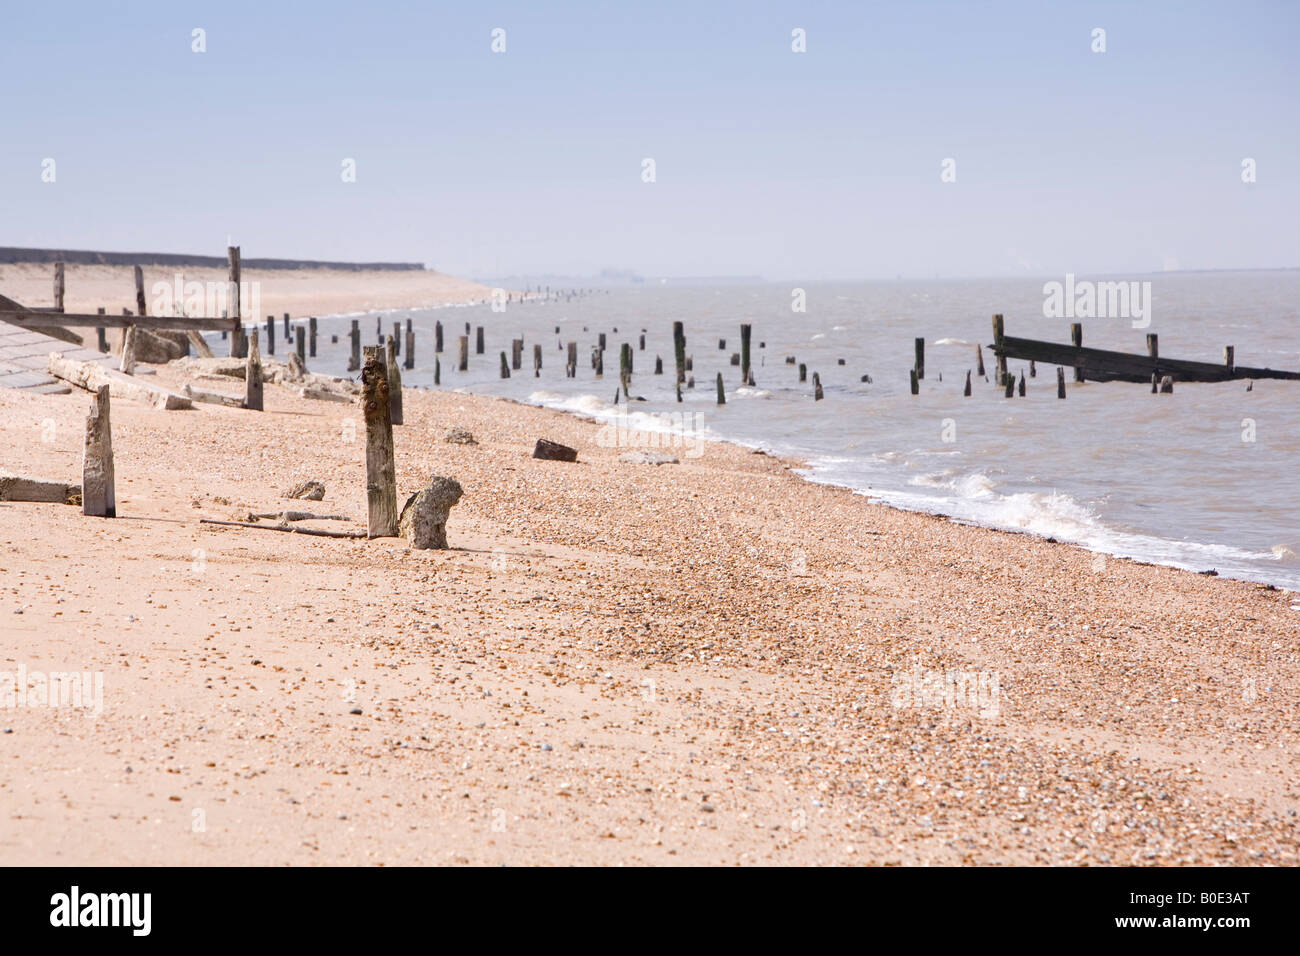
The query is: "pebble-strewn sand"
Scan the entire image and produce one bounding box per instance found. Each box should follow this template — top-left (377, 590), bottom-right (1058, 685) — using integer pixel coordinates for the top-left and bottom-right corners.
top-left (0, 262), bottom-right (497, 319)
top-left (0, 363), bottom-right (1296, 865)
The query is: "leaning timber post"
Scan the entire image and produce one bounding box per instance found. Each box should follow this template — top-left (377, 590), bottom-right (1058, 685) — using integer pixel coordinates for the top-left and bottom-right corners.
top-left (476, 326), bottom-right (485, 355)
top-left (54, 262), bottom-right (65, 311)
top-left (654, 355), bottom-right (663, 375)
top-left (1147, 333), bottom-right (1158, 361)
top-left (296, 326), bottom-right (306, 365)
top-left (266, 315), bottom-right (275, 355)
top-left (1057, 366), bottom-right (1066, 399)
top-left (964, 370), bottom-right (972, 396)
top-left (716, 372), bottom-right (726, 404)
top-left (458, 335), bottom-right (469, 371)
top-left (992, 314), bottom-right (1006, 386)
top-left (81, 385), bottom-right (115, 518)
top-left (386, 336), bottom-right (403, 425)
top-left (741, 323), bottom-right (752, 383)
top-left (500, 351), bottom-right (510, 379)
top-left (534, 343), bottom-right (542, 377)
top-left (909, 368), bottom-right (918, 395)
top-left (405, 319), bottom-right (415, 370)
top-left (435, 320), bottom-right (444, 353)
top-left (244, 328), bottom-right (264, 411)
top-left (309, 317), bottom-right (318, 358)
top-left (975, 344), bottom-right (985, 377)
top-left (1071, 322), bottom-right (1084, 382)
top-left (227, 246), bottom-right (242, 358)
top-left (348, 319), bottom-right (361, 371)
top-left (814, 372), bottom-right (824, 400)
top-left (96, 308), bottom-right (108, 352)
top-left (120, 325), bottom-right (138, 375)
top-left (134, 264), bottom-right (147, 318)
top-left (1224, 346), bottom-right (1235, 373)
top-left (914, 337), bottom-right (925, 380)
top-left (361, 347), bottom-right (399, 537)
top-left (1018, 370), bottom-right (1026, 396)
top-left (673, 321), bottom-right (686, 384)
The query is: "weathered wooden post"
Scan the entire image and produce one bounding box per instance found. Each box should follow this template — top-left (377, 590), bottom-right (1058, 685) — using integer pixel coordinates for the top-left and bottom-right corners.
top-left (1224, 346), bottom-right (1234, 373)
top-left (81, 385), bottom-right (115, 518)
top-left (1151, 372), bottom-right (1159, 394)
top-left (1029, 359), bottom-right (1036, 378)
top-left (244, 328), bottom-right (263, 411)
top-left (598, 332), bottom-right (606, 350)
top-left (361, 346), bottom-right (398, 537)
top-left (386, 336), bottom-right (403, 424)
top-left (96, 308), bottom-right (108, 352)
top-left (814, 372), bottom-right (824, 400)
top-left (265, 315), bottom-right (275, 355)
top-left (284, 314), bottom-right (291, 339)
top-left (227, 246), bottom-right (242, 358)
top-left (1057, 366), bottom-right (1066, 398)
top-left (909, 368), bottom-right (919, 395)
top-left (798, 363), bottom-right (807, 383)
top-left (595, 347), bottom-right (604, 377)
top-left (741, 324), bottom-right (752, 383)
top-left (134, 264), bottom-right (147, 318)
top-left (120, 325), bottom-right (138, 375)
top-left (458, 335), bottom-right (469, 371)
top-left (434, 357), bottom-right (441, 385)
top-left (716, 372), bottom-right (726, 404)
top-left (914, 337), bottom-right (925, 380)
top-left (1147, 333), bottom-right (1158, 361)
top-left (964, 370), bottom-right (972, 396)
top-left (1018, 370), bottom-right (1026, 396)
top-left (1159, 375), bottom-right (1174, 394)
top-left (534, 343), bottom-right (542, 377)
top-left (435, 320), bottom-right (443, 353)
top-left (54, 262), bottom-right (65, 311)
top-left (476, 326), bottom-right (484, 354)
top-left (673, 321), bottom-right (686, 384)
top-left (719, 338), bottom-right (726, 350)
top-left (512, 338), bottom-right (523, 370)
top-left (1004, 372), bottom-right (1015, 398)
top-left (567, 341), bottom-right (578, 377)
top-left (500, 351), bottom-right (510, 378)
top-left (296, 326), bottom-right (306, 365)
top-left (992, 314), bottom-right (1006, 387)
top-left (639, 333), bottom-right (645, 350)
top-left (1071, 322), bottom-right (1083, 382)
top-left (405, 319), bottom-right (415, 370)
top-left (976, 344), bottom-right (985, 377)
top-left (654, 356), bottom-right (662, 374)
top-left (348, 319), bottom-right (361, 371)
top-left (309, 317), bottom-right (318, 358)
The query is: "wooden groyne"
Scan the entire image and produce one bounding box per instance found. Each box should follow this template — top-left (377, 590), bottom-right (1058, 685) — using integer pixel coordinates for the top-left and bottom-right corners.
top-left (990, 318), bottom-right (1300, 384)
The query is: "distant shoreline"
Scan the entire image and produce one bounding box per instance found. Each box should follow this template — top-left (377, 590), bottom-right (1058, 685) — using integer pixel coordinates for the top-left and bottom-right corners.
top-left (0, 246), bottom-right (424, 272)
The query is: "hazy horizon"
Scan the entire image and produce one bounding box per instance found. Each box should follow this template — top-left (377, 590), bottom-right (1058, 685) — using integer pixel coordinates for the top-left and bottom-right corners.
top-left (4, 0), bottom-right (1296, 280)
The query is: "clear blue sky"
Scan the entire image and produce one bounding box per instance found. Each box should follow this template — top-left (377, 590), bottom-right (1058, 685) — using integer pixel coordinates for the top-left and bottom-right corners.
top-left (2, 1), bottom-right (1296, 279)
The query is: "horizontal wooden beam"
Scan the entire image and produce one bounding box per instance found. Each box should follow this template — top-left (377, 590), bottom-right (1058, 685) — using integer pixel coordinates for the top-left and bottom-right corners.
top-left (992, 335), bottom-right (1300, 383)
top-left (0, 310), bottom-right (236, 332)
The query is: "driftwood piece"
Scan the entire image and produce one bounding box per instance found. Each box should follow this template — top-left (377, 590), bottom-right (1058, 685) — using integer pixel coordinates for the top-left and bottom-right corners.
top-left (0, 475), bottom-right (80, 504)
top-left (298, 386), bottom-right (352, 403)
top-left (199, 519), bottom-right (365, 539)
top-left (532, 439), bottom-right (578, 462)
top-left (48, 353), bottom-right (192, 410)
top-left (180, 383), bottom-right (244, 407)
top-left (246, 511), bottom-right (352, 522)
top-left (187, 330), bottom-right (214, 358)
top-left (283, 479), bottom-right (325, 500)
top-left (361, 346), bottom-right (398, 537)
top-left (81, 385), bottom-right (116, 517)
top-left (119, 324), bottom-right (138, 374)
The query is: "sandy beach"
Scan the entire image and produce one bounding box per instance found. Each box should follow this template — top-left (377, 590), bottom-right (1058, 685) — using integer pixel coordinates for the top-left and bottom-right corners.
top-left (0, 354), bottom-right (1296, 866)
top-left (0, 262), bottom-right (499, 319)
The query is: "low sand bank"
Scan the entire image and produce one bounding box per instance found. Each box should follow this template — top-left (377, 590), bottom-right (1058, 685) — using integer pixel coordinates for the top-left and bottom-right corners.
top-left (0, 365), bottom-right (1296, 865)
top-left (0, 262), bottom-right (497, 320)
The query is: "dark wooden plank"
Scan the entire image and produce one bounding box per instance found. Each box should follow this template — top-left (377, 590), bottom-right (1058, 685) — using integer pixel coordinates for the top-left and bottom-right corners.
top-left (0, 310), bottom-right (235, 332)
top-left (991, 335), bottom-right (1300, 383)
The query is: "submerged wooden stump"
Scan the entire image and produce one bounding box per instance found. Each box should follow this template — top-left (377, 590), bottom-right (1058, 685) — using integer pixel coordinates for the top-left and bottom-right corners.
top-left (81, 385), bottom-right (116, 517)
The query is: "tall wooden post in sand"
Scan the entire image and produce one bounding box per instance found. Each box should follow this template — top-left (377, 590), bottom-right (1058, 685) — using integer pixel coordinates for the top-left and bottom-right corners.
top-left (227, 247), bottom-right (242, 358)
top-left (82, 386), bottom-right (115, 518)
top-left (244, 328), bottom-right (264, 411)
top-left (386, 336), bottom-right (403, 425)
top-left (361, 346), bottom-right (398, 538)
top-left (296, 326), bottom-right (306, 365)
top-left (134, 265), bottom-right (147, 318)
top-left (54, 262), bottom-right (65, 311)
